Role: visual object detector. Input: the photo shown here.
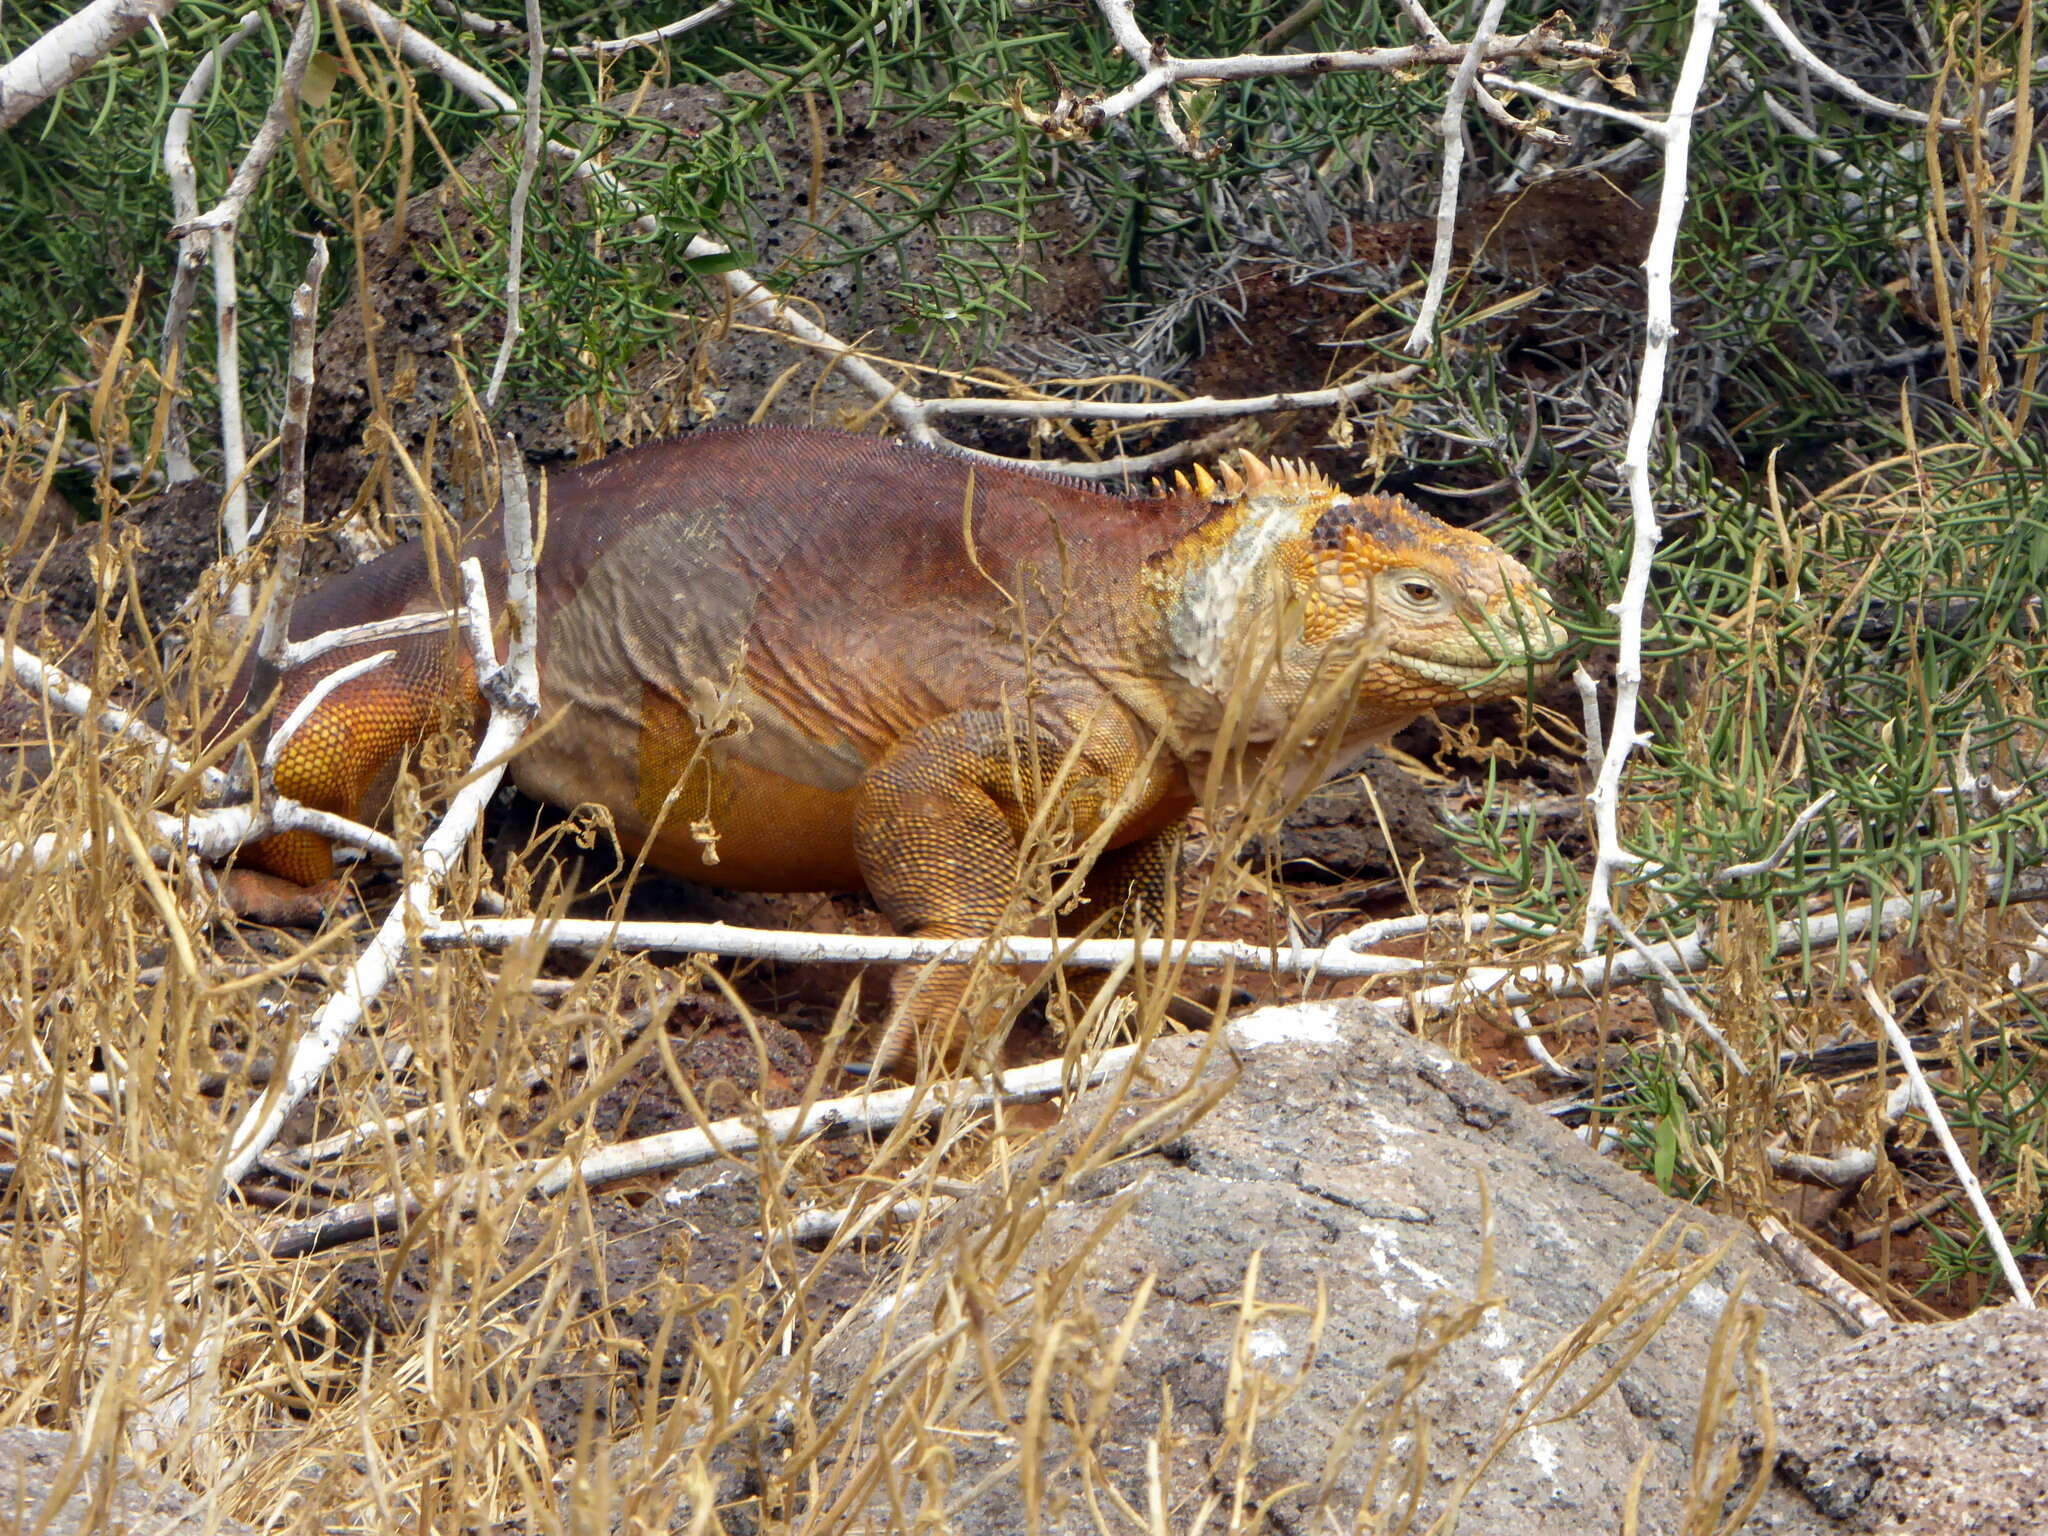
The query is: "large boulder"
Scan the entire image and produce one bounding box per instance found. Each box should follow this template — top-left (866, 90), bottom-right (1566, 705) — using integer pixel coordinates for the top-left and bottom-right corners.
top-left (789, 1002), bottom-right (1854, 1534)
top-left (1757, 1305), bottom-right (2048, 1533)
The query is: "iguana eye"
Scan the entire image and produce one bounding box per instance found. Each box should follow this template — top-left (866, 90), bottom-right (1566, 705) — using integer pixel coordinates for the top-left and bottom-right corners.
top-left (1399, 577), bottom-right (1441, 606)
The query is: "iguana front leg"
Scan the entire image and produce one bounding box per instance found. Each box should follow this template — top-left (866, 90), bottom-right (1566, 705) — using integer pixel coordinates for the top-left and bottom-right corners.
top-left (1073, 825), bottom-right (1183, 937)
top-left (852, 706), bottom-right (1152, 1076)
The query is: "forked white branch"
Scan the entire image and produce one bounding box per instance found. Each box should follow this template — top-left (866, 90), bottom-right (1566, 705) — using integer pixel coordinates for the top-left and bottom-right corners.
top-left (217, 456), bottom-right (543, 1187)
top-left (1063, 0), bottom-right (1609, 151)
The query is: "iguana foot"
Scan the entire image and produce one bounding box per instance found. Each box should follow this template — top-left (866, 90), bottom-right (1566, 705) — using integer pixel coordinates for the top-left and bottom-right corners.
top-left (213, 866), bottom-right (350, 927)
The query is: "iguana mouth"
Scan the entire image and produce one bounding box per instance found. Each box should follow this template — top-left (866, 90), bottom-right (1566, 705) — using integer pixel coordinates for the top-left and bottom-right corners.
top-left (1392, 653), bottom-right (1518, 687)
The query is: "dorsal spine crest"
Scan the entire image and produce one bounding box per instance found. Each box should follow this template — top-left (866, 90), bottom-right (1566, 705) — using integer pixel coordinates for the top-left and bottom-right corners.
top-left (1154, 449), bottom-right (1347, 694)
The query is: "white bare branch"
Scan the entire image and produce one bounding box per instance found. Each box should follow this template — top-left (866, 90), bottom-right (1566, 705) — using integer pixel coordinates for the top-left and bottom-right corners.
top-left (1405, 0), bottom-right (1511, 354)
top-left (172, 0), bottom-right (320, 238)
top-left (0, 0), bottom-right (179, 132)
top-left (1851, 963), bottom-right (2035, 1309)
top-left (433, 0), bottom-right (733, 58)
top-left (1066, 23), bottom-right (1611, 141)
top-left (419, 916), bottom-right (1428, 978)
top-left (5, 643), bottom-right (226, 796)
top-left (219, 475), bottom-right (541, 1185)
top-left (158, 8), bottom-right (264, 485)
top-left (275, 607), bottom-right (468, 672)
top-left (261, 1042), bottom-right (1144, 1257)
top-left (157, 1), bottom-right (319, 607)
top-left (1580, 0), bottom-right (1725, 954)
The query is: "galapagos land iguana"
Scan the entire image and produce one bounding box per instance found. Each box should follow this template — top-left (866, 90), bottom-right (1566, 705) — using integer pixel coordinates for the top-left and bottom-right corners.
top-left (221, 427), bottom-right (1565, 1069)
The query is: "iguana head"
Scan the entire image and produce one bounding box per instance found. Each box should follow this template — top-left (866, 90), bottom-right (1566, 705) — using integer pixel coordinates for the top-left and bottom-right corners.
top-left (1145, 453), bottom-right (1565, 752)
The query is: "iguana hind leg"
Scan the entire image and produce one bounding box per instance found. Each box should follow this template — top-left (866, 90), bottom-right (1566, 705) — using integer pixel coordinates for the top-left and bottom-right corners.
top-left (237, 636), bottom-right (484, 890)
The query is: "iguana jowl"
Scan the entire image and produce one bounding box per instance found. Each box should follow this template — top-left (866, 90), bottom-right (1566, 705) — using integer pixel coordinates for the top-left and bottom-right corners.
top-left (226, 427), bottom-right (1564, 1070)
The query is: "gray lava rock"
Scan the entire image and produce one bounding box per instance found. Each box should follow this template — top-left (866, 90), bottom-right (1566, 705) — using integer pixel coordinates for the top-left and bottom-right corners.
top-left (1756, 1305), bottom-right (2048, 1534)
top-left (796, 1002), bottom-right (1853, 1535)
top-left (8, 478), bottom-right (223, 635)
top-left (0, 1428), bottom-right (250, 1535)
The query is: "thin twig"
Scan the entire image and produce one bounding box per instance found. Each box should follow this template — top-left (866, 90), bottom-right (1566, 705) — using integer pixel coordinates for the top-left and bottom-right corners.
top-left (556, 0), bottom-right (733, 58)
top-left (260, 1043), bottom-right (1141, 1257)
top-left (334, 0), bottom-right (656, 232)
top-left (1405, 0), bottom-right (1510, 354)
top-left (483, 0), bottom-right (544, 412)
top-left (434, 0), bottom-right (734, 58)
top-left (1, 794), bottom-right (407, 877)
top-left (211, 225), bottom-right (249, 616)
top-left (1768, 1146), bottom-right (1877, 1189)
top-left (1393, 0), bottom-right (1555, 141)
top-left (1608, 913), bottom-right (1751, 1077)
top-left (1850, 962), bottom-right (2035, 1309)
top-left (1741, 0), bottom-right (2015, 130)
top-left (1711, 789), bottom-right (1838, 886)
top-left (775, 1195), bottom-right (958, 1250)
top-left (1481, 72), bottom-right (1663, 136)
top-left (686, 235), bottom-right (931, 439)
top-left (915, 367), bottom-right (1422, 424)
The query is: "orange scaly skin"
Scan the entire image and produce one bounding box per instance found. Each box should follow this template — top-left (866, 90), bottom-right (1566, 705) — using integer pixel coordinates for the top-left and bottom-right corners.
top-left (222, 427), bottom-right (1565, 1072)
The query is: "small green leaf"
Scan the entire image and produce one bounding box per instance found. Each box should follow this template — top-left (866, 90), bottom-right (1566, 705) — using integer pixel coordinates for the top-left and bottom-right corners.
top-left (682, 251), bottom-right (748, 276)
top-left (1652, 1115), bottom-right (1680, 1195)
top-left (299, 53), bottom-right (341, 110)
